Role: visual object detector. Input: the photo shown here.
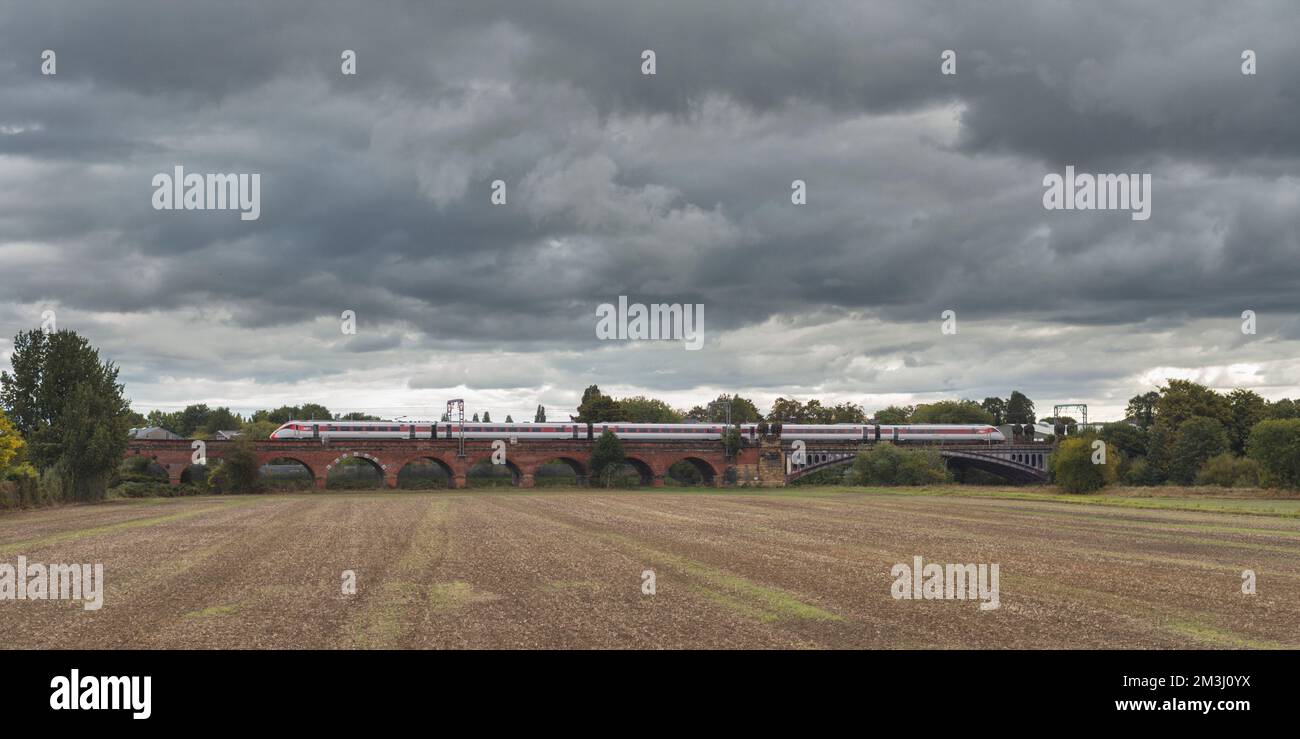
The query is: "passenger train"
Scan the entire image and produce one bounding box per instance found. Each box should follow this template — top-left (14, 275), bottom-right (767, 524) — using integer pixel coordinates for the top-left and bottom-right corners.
top-left (269, 420), bottom-right (1005, 443)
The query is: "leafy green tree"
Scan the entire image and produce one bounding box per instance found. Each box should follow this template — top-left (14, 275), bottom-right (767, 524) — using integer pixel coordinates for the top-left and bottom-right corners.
top-left (1267, 398), bottom-right (1300, 420)
top-left (1049, 437), bottom-right (1117, 493)
top-left (0, 330), bottom-right (132, 501)
top-left (208, 437), bottom-right (262, 494)
top-left (259, 404), bottom-right (332, 423)
top-left (1125, 391), bottom-right (1160, 427)
top-left (482, 411), bottom-right (491, 423)
top-left (723, 427), bottom-right (742, 457)
top-left (910, 400), bottom-right (994, 424)
top-left (534, 405), bottom-right (546, 422)
top-left (827, 402), bottom-right (867, 423)
top-left (240, 419), bottom-right (280, 440)
top-left (336, 412), bottom-right (381, 421)
top-left (505, 415), bottom-right (513, 423)
top-left (618, 396), bottom-right (682, 422)
top-left (177, 404), bottom-right (212, 436)
top-left (1144, 423), bottom-right (1175, 482)
top-left (850, 444), bottom-right (950, 486)
top-left (801, 400), bottom-right (831, 423)
top-left (589, 430), bottom-right (626, 487)
top-left (1167, 416), bottom-right (1229, 485)
top-left (766, 397), bottom-right (807, 423)
top-left (199, 407), bottom-right (242, 436)
top-left (1246, 419), bottom-right (1300, 489)
top-left (472, 413), bottom-right (480, 422)
top-left (873, 405), bottom-right (912, 424)
top-left (686, 394), bottom-right (762, 423)
top-left (724, 395), bottom-right (762, 423)
top-left (266, 406), bottom-right (297, 423)
top-left (297, 403), bottom-right (332, 420)
top-left (144, 409), bottom-right (183, 433)
top-left (981, 397), bottom-right (1006, 425)
top-left (1155, 380), bottom-right (1231, 431)
top-left (1099, 422), bottom-right (1148, 458)
top-left (574, 385), bottom-right (622, 423)
top-left (1227, 389), bottom-right (1268, 455)
top-left (1005, 391), bottom-right (1035, 424)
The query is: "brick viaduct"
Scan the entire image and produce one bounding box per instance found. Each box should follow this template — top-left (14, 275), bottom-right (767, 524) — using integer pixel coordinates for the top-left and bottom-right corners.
top-left (125, 438), bottom-right (1050, 489)
top-left (124, 438), bottom-right (768, 489)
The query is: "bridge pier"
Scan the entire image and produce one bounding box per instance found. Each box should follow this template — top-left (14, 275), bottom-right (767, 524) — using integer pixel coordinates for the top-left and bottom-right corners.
top-left (167, 467), bottom-right (183, 487)
top-left (314, 475), bottom-right (327, 490)
top-left (520, 473), bottom-right (536, 488)
top-left (384, 472), bottom-right (398, 489)
top-left (452, 474), bottom-right (467, 489)
top-left (650, 475), bottom-right (665, 487)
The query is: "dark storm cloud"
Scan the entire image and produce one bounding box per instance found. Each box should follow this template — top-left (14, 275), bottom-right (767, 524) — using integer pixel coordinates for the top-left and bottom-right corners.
top-left (1, 0), bottom-right (1298, 414)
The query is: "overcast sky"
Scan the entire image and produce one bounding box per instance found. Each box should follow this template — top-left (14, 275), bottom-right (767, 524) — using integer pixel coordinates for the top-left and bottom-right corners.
top-left (1, 0), bottom-right (1298, 422)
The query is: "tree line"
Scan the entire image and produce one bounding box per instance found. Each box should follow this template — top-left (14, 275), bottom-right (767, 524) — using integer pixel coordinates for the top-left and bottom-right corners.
top-left (1073, 380), bottom-right (1300, 490)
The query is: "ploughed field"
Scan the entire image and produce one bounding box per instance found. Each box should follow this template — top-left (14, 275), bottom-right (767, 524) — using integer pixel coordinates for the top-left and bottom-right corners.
top-left (1, 488), bottom-right (1297, 649)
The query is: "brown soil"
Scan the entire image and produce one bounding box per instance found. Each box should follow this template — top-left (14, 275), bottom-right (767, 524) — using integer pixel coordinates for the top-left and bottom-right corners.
top-left (1, 490), bottom-right (1296, 649)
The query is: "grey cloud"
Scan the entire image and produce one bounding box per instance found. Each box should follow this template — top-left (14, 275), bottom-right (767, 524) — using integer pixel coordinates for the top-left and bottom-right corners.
top-left (0, 0), bottom-right (1297, 419)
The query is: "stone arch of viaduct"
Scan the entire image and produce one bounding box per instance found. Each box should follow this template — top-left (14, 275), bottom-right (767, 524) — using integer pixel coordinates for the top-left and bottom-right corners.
top-left (124, 439), bottom-right (742, 489)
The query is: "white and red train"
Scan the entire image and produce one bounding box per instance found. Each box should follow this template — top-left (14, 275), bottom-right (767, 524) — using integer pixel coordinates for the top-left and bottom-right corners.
top-left (269, 420), bottom-right (1004, 443)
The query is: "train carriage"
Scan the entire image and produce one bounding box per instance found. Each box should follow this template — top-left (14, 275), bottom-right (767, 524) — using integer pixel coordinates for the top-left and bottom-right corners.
top-left (269, 420), bottom-right (1004, 443)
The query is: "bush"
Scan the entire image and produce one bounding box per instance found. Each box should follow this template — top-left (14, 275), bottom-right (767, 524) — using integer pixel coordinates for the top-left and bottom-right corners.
top-left (207, 439), bottom-right (263, 494)
top-left (122, 455), bottom-right (152, 474)
top-left (1167, 416), bottom-right (1230, 485)
top-left (850, 444), bottom-right (950, 486)
top-left (108, 479), bottom-right (172, 498)
top-left (0, 463), bottom-right (41, 509)
top-left (1049, 437), bottom-right (1118, 493)
top-left (1144, 423), bottom-right (1175, 482)
top-left (1194, 453), bottom-right (1261, 488)
top-left (38, 465), bottom-right (72, 503)
top-left (1120, 457), bottom-right (1161, 486)
top-left (1246, 418), bottom-right (1300, 489)
top-left (589, 430), bottom-right (626, 488)
top-left (723, 427), bottom-right (742, 457)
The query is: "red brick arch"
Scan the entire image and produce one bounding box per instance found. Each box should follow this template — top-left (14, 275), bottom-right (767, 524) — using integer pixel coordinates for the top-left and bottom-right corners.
top-left (668, 456), bottom-right (720, 485)
top-left (393, 455), bottom-right (459, 485)
top-left (463, 454), bottom-right (524, 486)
